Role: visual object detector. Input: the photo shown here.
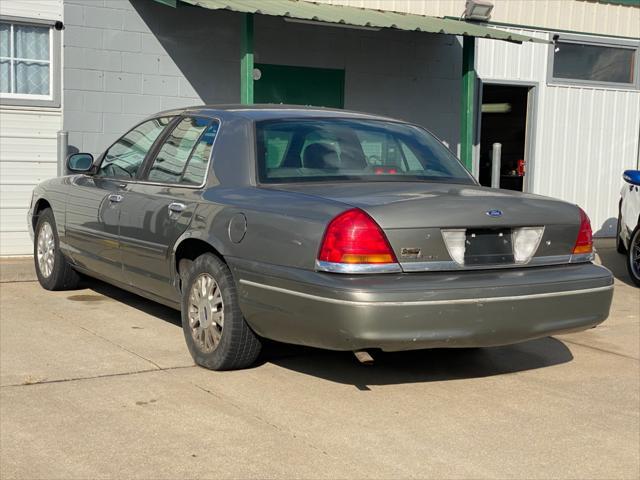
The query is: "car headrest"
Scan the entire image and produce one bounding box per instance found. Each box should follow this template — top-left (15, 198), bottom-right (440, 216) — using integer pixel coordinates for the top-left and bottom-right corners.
top-left (303, 143), bottom-right (340, 170)
top-left (340, 149), bottom-right (367, 170)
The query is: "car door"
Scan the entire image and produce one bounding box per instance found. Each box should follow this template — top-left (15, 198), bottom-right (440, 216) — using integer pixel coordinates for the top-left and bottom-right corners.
top-left (64, 117), bottom-right (175, 283)
top-left (117, 116), bottom-right (220, 301)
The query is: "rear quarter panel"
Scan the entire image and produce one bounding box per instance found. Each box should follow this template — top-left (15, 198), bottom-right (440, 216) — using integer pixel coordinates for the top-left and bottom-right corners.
top-left (189, 186), bottom-right (346, 270)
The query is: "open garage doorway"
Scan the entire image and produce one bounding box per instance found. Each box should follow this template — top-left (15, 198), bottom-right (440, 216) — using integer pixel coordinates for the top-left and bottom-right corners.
top-left (478, 83), bottom-right (536, 192)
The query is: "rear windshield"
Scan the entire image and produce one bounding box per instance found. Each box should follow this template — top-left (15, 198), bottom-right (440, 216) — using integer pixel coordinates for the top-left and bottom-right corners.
top-left (256, 118), bottom-right (475, 184)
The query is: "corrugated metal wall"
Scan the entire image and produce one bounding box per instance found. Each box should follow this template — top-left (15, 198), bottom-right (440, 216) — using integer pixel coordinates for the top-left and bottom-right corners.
top-left (317, 0), bottom-right (640, 39)
top-left (477, 29), bottom-right (640, 236)
top-left (0, 0), bottom-right (63, 21)
top-left (0, 110), bottom-right (60, 255)
top-left (537, 86), bottom-right (640, 235)
top-left (0, 1), bottom-right (62, 256)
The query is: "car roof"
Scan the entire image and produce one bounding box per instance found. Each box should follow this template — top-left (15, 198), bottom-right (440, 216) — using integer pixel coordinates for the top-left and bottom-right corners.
top-left (156, 104), bottom-right (404, 123)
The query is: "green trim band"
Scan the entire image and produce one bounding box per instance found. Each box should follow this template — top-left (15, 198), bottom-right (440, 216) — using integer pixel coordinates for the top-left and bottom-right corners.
top-left (594, 0), bottom-right (639, 7)
top-left (240, 13), bottom-right (254, 105)
top-left (460, 36), bottom-right (475, 172)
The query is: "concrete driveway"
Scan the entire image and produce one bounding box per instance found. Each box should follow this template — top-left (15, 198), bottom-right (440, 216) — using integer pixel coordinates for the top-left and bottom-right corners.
top-left (1, 240), bottom-right (638, 479)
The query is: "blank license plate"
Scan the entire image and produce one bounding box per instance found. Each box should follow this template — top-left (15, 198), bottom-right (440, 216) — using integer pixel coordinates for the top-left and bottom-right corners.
top-left (464, 228), bottom-right (514, 266)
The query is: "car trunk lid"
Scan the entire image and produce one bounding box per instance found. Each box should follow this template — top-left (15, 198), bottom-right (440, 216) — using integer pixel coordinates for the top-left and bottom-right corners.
top-left (269, 182), bottom-right (582, 270)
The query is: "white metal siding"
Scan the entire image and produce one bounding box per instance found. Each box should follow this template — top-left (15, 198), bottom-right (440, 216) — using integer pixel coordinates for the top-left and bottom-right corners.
top-left (0, 109), bottom-right (61, 255)
top-left (317, 0), bottom-right (640, 39)
top-left (0, 0), bottom-right (63, 21)
top-left (0, 1), bottom-right (62, 256)
top-left (536, 86), bottom-right (640, 236)
top-left (477, 29), bottom-right (640, 236)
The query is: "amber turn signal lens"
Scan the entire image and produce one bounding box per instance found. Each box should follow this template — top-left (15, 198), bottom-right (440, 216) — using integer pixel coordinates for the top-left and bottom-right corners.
top-left (573, 244), bottom-right (593, 254)
top-left (340, 253), bottom-right (396, 264)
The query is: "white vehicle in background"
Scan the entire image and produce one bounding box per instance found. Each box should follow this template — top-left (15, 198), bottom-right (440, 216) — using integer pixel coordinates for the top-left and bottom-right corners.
top-left (617, 170), bottom-right (640, 287)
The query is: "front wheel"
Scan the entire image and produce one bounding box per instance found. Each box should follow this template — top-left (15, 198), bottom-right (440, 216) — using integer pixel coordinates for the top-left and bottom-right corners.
top-left (34, 208), bottom-right (80, 290)
top-left (627, 226), bottom-right (640, 287)
top-left (180, 253), bottom-right (261, 370)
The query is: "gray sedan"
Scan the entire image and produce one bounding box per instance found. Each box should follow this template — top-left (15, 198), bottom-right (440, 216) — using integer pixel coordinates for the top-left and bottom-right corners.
top-left (28, 106), bottom-right (614, 370)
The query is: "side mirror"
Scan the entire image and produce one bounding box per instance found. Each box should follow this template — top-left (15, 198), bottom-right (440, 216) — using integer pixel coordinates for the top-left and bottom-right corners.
top-left (623, 170), bottom-right (640, 187)
top-left (67, 153), bottom-right (94, 173)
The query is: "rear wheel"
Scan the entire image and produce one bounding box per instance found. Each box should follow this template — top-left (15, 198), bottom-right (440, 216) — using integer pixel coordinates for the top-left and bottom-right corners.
top-left (34, 208), bottom-right (80, 290)
top-left (180, 253), bottom-right (261, 370)
top-left (626, 225), bottom-right (640, 287)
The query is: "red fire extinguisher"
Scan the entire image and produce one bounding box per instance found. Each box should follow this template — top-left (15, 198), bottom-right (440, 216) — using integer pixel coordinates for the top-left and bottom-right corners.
top-left (517, 159), bottom-right (525, 177)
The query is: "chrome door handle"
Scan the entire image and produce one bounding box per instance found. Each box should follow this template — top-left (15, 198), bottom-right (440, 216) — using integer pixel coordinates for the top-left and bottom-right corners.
top-left (108, 194), bottom-right (123, 203)
top-left (168, 202), bottom-right (186, 214)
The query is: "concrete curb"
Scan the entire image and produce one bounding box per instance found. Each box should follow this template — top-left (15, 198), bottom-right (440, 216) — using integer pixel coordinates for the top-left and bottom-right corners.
top-left (0, 257), bottom-right (36, 283)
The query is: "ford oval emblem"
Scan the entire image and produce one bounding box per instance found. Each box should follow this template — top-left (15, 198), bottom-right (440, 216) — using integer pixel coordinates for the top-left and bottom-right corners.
top-left (486, 209), bottom-right (503, 217)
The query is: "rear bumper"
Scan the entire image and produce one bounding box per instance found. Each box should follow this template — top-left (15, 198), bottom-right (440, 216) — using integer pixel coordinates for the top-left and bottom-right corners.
top-left (230, 259), bottom-right (614, 352)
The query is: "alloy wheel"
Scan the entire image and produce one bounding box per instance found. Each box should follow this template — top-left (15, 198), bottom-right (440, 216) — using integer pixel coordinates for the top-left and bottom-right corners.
top-left (188, 273), bottom-right (224, 353)
top-left (37, 222), bottom-right (55, 278)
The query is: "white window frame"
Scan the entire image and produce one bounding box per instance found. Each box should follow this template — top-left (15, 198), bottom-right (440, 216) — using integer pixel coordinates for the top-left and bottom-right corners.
top-left (0, 15), bottom-right (61, 108)
top-left (547, 33), bottom-right (640, 90)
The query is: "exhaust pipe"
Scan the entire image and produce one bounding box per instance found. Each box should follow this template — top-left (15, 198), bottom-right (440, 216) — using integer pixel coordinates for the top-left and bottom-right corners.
top-left (353, 350), bottom-right (374, 365)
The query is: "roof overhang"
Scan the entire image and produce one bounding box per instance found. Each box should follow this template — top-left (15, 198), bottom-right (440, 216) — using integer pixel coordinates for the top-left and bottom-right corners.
top-left (153, 0), bottom-right (551, 44)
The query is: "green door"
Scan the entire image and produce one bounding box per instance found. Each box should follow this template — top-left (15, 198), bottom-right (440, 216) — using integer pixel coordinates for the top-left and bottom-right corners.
top-left (254, 64), bottom-right (345, 108)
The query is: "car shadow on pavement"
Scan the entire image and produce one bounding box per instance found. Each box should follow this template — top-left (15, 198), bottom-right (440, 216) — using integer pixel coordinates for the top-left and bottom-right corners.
top-left (596, 242), bottom-right (634, 287)
top-left (82, 277), bottom-right (182, 326)
top-left (264, 337), bottom-right (573, 389)
top-left (79, 277), bottom-right (574, 388)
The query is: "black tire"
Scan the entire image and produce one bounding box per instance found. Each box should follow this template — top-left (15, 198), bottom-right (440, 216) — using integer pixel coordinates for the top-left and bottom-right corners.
top-left (180, 253), bottom-right (261, 370)
top-left (34, 208), bottom-right (80, 290)
top-left (616, 209), bottom-right (626, 254)
top-left (626, 225), bottom-right (640, 288)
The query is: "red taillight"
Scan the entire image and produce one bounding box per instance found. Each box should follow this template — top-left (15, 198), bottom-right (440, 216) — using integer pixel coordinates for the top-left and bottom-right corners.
top-left (318, 209), bottom-right (397, 264)
top-left (573, 207), bottom-right (593, 255)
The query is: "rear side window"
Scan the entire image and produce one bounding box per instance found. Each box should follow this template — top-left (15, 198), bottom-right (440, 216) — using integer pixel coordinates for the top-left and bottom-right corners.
top-left (98, 117), bottom-right (173, 179)
top-left (147, 117), bottom-right (218, 185)
top-left (182, 122), bottom-right (219, 185)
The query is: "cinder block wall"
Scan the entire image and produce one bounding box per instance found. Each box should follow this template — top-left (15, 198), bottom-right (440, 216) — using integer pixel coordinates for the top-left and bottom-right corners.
top-left (63, 0), bottom-right (461, 156)
top-left (63, 0), bottom-right (240, 155)
top-left (256, 15), bottom-right (462, 152)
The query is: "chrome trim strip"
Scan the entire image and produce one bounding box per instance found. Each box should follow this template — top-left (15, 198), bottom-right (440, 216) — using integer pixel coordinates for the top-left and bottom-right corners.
top-left (401, 260), bottom-right (463, 272)
top-left (315, 260), bottom-right (402, 274)
top-left (528, 254), bottom-right (572, 265)
top-left (569, 252), bottom-right (595, 263)
top-left (239, 280), bottom-right (613, 307)
top-left (400, 254), bottom-right (573, 272)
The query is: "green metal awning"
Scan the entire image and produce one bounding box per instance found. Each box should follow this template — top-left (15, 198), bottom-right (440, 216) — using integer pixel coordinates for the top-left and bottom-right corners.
top-left (156, 0), bottom-right (550, 44)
